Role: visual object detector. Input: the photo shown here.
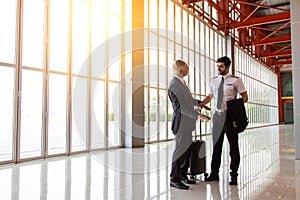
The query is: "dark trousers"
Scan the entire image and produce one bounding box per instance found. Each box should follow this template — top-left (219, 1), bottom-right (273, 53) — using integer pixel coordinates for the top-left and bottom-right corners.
top-left (210, 112), bottom-right (240, 178)
top-left (170, 133), bottom-right (192, 182)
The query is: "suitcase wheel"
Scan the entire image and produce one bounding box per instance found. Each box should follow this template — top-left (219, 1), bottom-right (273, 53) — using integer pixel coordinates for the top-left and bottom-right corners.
top-left (189, 175), bottom-right (196, 181)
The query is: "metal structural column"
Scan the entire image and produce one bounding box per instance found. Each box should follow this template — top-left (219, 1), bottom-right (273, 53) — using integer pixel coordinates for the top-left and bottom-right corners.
top-left (291, 0), bottom-right (300, 160)
top-left (122, 1), bottom-right (145, 199)
top-left (123, 1), bottom-right (145, 148)
top-left (225, 36), bottom-right (235, 74)
top-left (276, 68), bottom-right (284, 123)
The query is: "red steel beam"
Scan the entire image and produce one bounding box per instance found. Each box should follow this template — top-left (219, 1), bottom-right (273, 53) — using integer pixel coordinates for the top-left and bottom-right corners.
top-left (273, 44), bottom-right (291, 54)
top-left (274, 59), bottom-right (292, 65)
top-left (206, 0), bottom-right (228, 17)
top-left (258, 21), bottom-right (290, 43)
top-left (251, 24), bottom-right (291, 38)
top-left (252, 35), bottom-right (291, 46)
top-left (181, 0), bottom-right (201, 4)
top-left (242, 0), bottom-right (267, 22)
top-left (232, 4), bottom-right (249, 18)
top-left (230, 12), bottom-right (290, 29)
top-left (192, 5), bottom-right (218, 27)
top-left (235, 0), bottom-right (289, 12)
top-left (262, 50), bottom-right (292, 58)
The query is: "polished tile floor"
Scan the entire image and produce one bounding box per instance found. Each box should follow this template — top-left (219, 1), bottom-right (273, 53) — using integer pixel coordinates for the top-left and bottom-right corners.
top-left (0, 124), bottom-right (299, 200)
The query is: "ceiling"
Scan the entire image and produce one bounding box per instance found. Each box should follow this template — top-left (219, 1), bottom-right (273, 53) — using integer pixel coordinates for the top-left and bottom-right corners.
top-left (181, 0), bottom-right (291, 71)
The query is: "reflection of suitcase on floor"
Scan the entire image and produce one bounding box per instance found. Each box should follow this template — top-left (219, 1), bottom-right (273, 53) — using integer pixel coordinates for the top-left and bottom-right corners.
top-left (189, 120), bottom-right (207, 178)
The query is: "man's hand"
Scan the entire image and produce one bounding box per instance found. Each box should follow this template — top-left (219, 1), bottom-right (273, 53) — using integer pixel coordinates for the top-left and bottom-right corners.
top-left (194, 106), bottom-right (200, 112)
top-left (198, 113), bottom-right (211, 120)
top-left (199, 103), bottom-right (211, 111)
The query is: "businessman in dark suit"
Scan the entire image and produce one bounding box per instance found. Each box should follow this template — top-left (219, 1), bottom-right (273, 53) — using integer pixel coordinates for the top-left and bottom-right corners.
top-left (168, 60), bottom-right (210, 190)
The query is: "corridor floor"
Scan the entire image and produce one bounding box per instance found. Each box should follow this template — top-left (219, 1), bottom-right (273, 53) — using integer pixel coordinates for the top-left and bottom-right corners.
top-left (0, 124), bottom-right (299, 200)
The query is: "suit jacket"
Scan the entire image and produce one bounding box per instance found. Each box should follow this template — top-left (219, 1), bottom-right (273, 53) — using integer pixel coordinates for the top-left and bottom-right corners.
top-left (168, 77), bottom-right (199, 135)
top-left (226, 98), bottom-right (248, 134)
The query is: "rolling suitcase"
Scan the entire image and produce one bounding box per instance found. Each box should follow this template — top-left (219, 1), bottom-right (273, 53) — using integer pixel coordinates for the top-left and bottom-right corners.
top-left (189, 120), bottom-right (207, 179)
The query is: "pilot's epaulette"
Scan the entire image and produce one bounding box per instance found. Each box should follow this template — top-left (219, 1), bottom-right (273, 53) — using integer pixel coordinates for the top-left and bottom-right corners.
top-left (231, 75), bottom-right (239, 78)
top-left (212, 76), bottom-right (218, 79)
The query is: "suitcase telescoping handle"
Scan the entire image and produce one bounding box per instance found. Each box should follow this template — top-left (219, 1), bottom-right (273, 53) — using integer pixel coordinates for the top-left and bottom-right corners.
top-left (199, 118), bottom-right (202, 141)
top-left (194, 118), bottom-right (202, 141)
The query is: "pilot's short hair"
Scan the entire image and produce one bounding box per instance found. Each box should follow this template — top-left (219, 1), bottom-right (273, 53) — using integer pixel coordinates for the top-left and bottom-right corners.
top-left (216, 56), bottom-right (231, 67)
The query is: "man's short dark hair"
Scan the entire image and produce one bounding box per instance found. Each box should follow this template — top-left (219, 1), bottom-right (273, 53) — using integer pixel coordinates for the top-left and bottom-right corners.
top-left (216, 56), bottom-right (231, 67)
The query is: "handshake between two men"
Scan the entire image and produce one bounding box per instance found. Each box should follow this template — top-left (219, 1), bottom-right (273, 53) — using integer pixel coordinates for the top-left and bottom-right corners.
top-left (194, 103), bottom-right (211, 120)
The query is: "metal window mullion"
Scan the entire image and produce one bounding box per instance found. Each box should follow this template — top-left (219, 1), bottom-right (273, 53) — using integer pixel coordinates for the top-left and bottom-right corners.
top-left (42, 0), bottom-right (50, 158)
top-left (214, 31), bottom-right (217, 61)
top-left (172, 1), bottom-right (176, 139)
top-left (192, 17), bottom-right (198, 137)
top-left (147, 0), bottom-right (150, 143)
top-left (187, 10), bottom-right (190, 83)
top-left (213, 30), bottom-right (216, 65)
top-left (199, 21), bottom-right (201, 95)
top-left (66, 0), bottom-right (73, 155)
top-left (208, 28), bottom-right (211, 78)
top-left (157, 71), bottom-right (160, 141)
top-left (87, 0), bottom-right (92, 151)
top-left (172, 2), bottom-right (176, 49)
top-left (165, 0), bottom-right (169, 140)
top-left (105, 0), bottom-right (109, 149)
top-left (197, 20), bottom-right (201, 138)
top-left (193, 16), bottom-right (196, 97)
top-left (215, 35), bottom-right (221, 60)
top-left (14, 0), bottom-right (24, 163)
top-left (120, 0), bottom-right (126, 147)
top-left (147, 47), bottom-right (150, 143)
top-left (203, 24), bottom-right (206, 98)
top-left (180, 7), bottom-right (183, 58)
top-left (203, 25), bottom-right (207, 135)
top-left (156, 0), bottom-right (160, 142)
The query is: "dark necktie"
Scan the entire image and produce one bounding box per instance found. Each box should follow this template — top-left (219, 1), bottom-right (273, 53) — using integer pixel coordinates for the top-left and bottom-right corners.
top-left (217, 77), bottom-right (224, 109)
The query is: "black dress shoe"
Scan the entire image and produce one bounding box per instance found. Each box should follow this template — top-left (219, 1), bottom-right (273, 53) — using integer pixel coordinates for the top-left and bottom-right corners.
top-left (204, 174), bottom-right (219, 182)
top-left (170, 181), bottom-right (190, 190)
top-left (182, 176), bottom-right (196, 184)
top-left (229, 179), bottom-right (237, 185)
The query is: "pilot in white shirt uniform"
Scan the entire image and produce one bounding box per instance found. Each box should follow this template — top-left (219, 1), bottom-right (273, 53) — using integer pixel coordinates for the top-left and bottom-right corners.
top-left (209, 72), bottom-right (247, 112)
top-left (200, 56), bottom-right (248, 185)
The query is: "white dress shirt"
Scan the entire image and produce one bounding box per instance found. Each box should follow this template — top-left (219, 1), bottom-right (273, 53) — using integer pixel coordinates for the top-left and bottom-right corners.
top-left (208, 73), bottom-right (246, 112)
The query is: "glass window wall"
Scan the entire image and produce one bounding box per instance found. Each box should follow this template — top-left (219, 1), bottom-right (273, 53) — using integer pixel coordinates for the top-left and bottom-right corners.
top-left (0, 0), bottom-right (126, 164)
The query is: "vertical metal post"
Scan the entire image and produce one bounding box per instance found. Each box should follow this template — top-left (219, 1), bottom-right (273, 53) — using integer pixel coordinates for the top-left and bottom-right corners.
top-left (13, 0), bottom-right (23, 163)
top-left (66, 0), bottom-right (73, 155)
